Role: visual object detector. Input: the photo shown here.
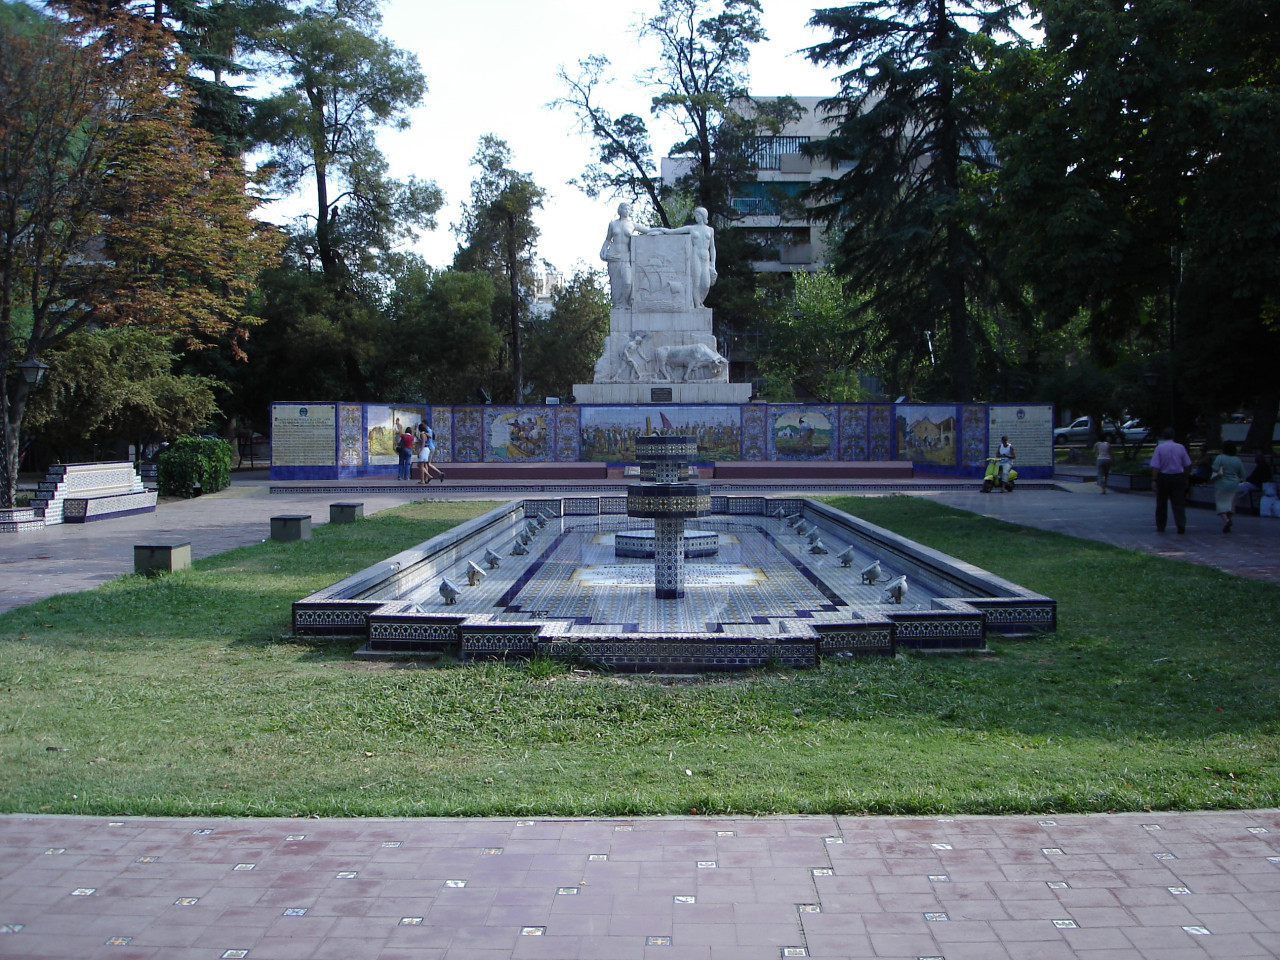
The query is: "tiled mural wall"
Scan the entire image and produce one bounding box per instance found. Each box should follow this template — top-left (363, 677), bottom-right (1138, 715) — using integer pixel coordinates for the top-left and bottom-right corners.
top-left (269, 402), bottom-right (1054, 481)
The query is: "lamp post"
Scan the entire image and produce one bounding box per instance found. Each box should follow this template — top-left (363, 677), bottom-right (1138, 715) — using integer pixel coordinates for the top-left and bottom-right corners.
top-left (1, 355), bottom-right (50, 510)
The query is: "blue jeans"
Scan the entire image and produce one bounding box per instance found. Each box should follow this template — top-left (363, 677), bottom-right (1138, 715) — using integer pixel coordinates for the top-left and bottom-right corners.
top-left (397, 449), bottom-right (410, 480)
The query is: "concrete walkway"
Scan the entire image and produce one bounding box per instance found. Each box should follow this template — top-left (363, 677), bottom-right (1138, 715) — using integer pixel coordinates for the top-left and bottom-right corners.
top-left (2, 471), bottom-right (1278, 959)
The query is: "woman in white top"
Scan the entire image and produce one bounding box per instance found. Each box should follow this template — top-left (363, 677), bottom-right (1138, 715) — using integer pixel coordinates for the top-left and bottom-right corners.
top-left (1093, 437), bottom-right (1113, 494)
top-left (417, 423), bottom-right (444, 484)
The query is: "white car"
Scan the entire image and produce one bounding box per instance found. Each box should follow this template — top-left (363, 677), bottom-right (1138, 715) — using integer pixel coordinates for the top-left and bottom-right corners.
top-left (1117, 419), bottom-right (1150, 442)
top-left (1053, 417), bottom-right (1149, 444)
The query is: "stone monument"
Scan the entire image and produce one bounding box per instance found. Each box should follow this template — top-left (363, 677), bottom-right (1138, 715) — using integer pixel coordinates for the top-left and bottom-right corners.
top-left (573, 205), bottom-right (752, 405)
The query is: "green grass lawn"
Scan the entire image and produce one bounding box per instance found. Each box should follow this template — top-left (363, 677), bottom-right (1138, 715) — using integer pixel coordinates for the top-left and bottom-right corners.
top-left (2, 495), bottom-right (1277, 818)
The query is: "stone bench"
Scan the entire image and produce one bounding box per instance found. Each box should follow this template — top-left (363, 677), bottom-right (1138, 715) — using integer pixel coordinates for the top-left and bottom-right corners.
top-left (31, 462), bottom-right (158, 525)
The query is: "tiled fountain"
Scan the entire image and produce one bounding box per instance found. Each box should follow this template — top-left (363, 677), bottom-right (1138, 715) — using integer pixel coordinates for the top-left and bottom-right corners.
top-left (294, 462), bottom-right (1056, 670)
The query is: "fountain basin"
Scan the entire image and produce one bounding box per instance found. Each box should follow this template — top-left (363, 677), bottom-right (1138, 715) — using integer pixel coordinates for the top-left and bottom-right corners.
top-left (292, 496), bottom-right (1056, 672)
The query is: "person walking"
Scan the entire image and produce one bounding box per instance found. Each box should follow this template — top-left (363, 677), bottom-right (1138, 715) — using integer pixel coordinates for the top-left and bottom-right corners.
top-left (1150, 428), bottom-right (1192, 534)
top-left (1211, 440), bottom-right (1246, 533)
top-left (417, 422), bottom-right (444, 484)
top-left (1093, 435), bottom-right (1113, 494)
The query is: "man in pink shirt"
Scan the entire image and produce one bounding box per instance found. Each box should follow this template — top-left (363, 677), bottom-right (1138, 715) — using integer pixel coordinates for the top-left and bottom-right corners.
top-left (1150, 428), bottom-right (1192, 534)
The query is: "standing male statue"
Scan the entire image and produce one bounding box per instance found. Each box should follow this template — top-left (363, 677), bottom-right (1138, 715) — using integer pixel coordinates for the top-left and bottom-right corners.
top-left (599, 202), bottom-right (651, 307)
top-left (651, 206), bottom-right (717, 308)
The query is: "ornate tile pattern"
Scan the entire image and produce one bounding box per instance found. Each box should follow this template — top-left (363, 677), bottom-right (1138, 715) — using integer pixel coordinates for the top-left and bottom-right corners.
top-left (838, 405), bottom-right (869, 461)
top-left (553, 405), bottom-right (582, 460)
top-left (451, 406), bottom-right (485, 462)
top-left (338, 404), bottom-right (363, 466)
top-left (868, 404), bottom-right (893, 461)
top-left (961, 404), bottom-right (988, 467)
top-left (431, 405), bottom-right (453, 462)
top-left (302, 496), bottom-right (1056, 669)
top-left (741, 404), bottom-right (768, 460)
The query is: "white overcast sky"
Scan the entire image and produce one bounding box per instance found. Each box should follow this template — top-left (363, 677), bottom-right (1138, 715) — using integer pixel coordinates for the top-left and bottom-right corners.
top-left (258, 1), bottom-right (844, 275)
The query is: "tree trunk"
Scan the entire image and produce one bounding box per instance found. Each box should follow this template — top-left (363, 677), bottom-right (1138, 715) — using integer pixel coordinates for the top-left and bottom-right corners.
top-left (506, 211), bottom-right (523, 403)
top-left (1245, 392), bottom-right (1279, 454)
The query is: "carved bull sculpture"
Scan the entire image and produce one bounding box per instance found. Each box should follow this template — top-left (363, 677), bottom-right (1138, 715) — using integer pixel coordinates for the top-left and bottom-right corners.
top-left (651, 342), bottom-right (728, 382)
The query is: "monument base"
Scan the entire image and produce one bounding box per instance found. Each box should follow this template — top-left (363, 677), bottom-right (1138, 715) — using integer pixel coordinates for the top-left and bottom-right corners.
top-left (573, 381), bottom-right (753, 405)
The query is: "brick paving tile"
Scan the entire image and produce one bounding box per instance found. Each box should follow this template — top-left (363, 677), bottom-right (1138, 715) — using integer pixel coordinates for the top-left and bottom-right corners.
top-left (865, 930), bottom-right (947, 955)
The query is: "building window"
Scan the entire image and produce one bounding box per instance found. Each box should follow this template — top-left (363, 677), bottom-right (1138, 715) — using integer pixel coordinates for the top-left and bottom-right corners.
top-left (749, 136), bottom-right (811, 170)
top-left (730, 181), bottom-right (807, 217)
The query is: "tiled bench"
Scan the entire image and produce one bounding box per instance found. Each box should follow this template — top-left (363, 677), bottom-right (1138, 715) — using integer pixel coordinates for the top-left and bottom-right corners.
top-left (30, 462), bottom-right (157, 525)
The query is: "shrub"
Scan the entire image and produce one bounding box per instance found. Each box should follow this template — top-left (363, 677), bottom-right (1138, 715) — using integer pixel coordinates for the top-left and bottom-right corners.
top-left (156, 436), bottom-right (231, 497)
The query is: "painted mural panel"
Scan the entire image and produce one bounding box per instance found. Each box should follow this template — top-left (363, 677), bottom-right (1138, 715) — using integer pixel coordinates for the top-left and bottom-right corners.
top-left (580, 406), bottom-right (742, 461)
top-left (769, 406), bottom-right (835, 460)
top-left (366, 404), bottom-right (427, 465)
top-left (485, 407), bottom-right (551, 461)
top-left (897, 404), bottom-right (958, 467)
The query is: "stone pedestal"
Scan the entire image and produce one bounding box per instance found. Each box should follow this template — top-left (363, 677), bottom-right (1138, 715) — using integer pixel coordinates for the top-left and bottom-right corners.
top-left (573, 381), bottom-right (752, 405)
top-left (575, 232), bottom-right (753, 405)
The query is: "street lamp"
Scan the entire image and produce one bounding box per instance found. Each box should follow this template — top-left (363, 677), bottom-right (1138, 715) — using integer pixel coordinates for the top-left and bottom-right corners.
top-left (1, 356), bottom-right (50, 509)
top-left (17, 357), bottom-right (50, 387)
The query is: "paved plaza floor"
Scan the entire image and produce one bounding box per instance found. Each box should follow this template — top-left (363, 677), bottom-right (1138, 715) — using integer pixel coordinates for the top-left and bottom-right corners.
top-left (1, 470), bottom-right (1278, 958)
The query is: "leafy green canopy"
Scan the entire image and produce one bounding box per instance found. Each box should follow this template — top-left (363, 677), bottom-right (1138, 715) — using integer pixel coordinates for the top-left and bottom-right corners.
top-left (982, 0), bottom-right (1280, 439)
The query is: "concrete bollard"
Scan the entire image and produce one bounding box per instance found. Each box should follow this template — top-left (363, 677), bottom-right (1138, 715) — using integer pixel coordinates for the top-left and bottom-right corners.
top-left (271, 515), bottom-right (311, 542)
top-left (134, 542), bottom-right (192, 577)
top-left (329, 502), bottom-right (364, 524)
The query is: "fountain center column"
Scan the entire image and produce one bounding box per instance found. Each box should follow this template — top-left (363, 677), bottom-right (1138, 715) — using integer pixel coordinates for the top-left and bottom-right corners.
top-left (626, 435), bottom-right (711, 600)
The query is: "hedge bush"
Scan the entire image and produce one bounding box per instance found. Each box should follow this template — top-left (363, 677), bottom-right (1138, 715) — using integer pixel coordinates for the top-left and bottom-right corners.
top-left (156, 436), bottom-right (231, 498)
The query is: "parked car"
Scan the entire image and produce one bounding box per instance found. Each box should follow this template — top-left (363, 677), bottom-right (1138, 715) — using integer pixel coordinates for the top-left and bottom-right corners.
top-left (1054, 417), bottom-right (1119, 444)
top-left (1117, 419), bottom-right (1150, 442)
top-left (1053, 417), bottom-right (1150, 444)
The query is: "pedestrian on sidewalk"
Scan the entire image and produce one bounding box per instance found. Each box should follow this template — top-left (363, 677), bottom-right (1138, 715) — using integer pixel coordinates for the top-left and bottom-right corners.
top-left (1093, 435), bottom-right (1113, 494)
top-left (1211, 440), bottom-right (1246, 533)
top-left (1151, 428), bottom-right (1192, 534)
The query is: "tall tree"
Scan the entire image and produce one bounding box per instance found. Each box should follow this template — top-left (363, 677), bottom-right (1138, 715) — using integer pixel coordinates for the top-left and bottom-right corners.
top-left (804, 0), bottom-right (1026, 402)
top-left (983, 0), bottom-right (1280, 441)
top-left (554, 0), bottom-right (789, 226)
top-left (254, 0), bottom-right (441, 286)
top-left (453, 136), bottom-right (546, 404)
top-left (0, 2), bottom-right (279, 506)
